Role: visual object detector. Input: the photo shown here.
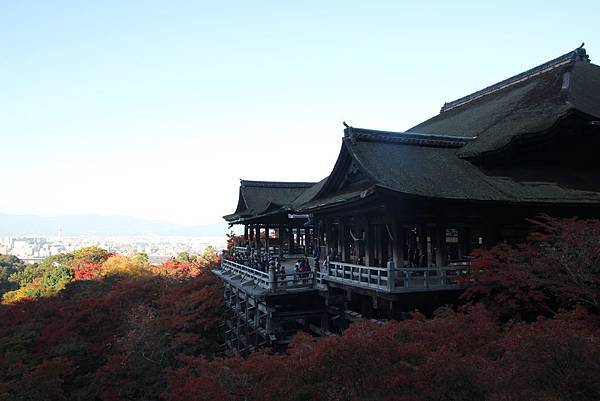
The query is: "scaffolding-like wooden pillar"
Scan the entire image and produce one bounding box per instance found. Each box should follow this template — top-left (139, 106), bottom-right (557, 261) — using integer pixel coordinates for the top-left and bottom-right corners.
top-left (435, 223), bottom-right (448, 267)
top-left (392, 219), bottom-right (405, 268)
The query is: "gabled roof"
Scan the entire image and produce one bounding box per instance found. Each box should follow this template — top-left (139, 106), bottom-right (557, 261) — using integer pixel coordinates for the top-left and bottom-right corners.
top-left (224, 180), bottom-right (316, 223)
top-left (299, 124), bottom-right (600, 211)
top-left (409, 46), bottom-right (600, 159)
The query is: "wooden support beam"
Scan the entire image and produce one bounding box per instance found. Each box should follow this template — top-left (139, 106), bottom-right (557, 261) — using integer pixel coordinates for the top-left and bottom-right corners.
top-left (288, 227), bottom-right (294, 254)
top-left (364, 220), bottom-right (373, 267)
top-left (457, 227), bottom-right (471, 259)
top-left (265, 225), bottom-right (270, 253)
top-left (484, 224), bottom-right (500, 249)
top-left (324, 219), bottom-right (332, 258)
top-left (255, 226), bottom-right (260, 252)
top-left (392, 219), bottom-right (405, 268)
top-left (339, 221), bottom-right (347, 262)
top-left (278, 224), bottom-right (284, 257)
top-left (418, 224), bottom-right (427, 267)
top-left (435, 223), bottom-right (448, 267)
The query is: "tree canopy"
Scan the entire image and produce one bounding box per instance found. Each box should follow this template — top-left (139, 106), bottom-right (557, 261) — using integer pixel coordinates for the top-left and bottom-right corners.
top-left (1, 217), bottom-right (599, 401)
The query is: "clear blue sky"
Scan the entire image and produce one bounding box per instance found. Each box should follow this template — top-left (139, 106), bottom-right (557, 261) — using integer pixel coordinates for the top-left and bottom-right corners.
top-left (1, 1), bottom-right (598, 225)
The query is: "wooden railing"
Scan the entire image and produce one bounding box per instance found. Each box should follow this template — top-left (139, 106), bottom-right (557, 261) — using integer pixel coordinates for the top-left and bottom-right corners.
top-left (326, 261), bottom-right (392, 291)
top-left (220, 259), bottom-right (465, 293)
top-left (395, 267), bottom-right (463, 290)
top-left (324, 261), bottom-right (464, 292)
top-left (220, 259), bottom-right (315, 292)
top-left (221, 259), bottom-right (270, 289)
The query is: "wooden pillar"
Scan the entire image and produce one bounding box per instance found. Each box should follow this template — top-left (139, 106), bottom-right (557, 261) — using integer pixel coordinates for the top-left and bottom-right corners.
top-left (278, 225), bottom-right (284, 256)
top-left (244, 225), bottom-right (249, 243)
top-left (265, 225), bottom-right (270, 253)
top-left (373, 224), bottom-right (380, 266)
top-left (305, 228), bottom-right (311, 257)
top-left (435, 224), bottom-right (448, 267)
top-left (484, 224), bottom-right (500, 249)
top-left (457, 227), bottom-right (471, 259)
top-left (418, 225), bottom-right (427, 267)
top-left (324, 220), bottom-right (333, 258)
top-left (255, 226), bottom-right (261, 252)
top-left (381, 224), bottom-right (389, 267)
top-left (339, 221), bottom-right (347, 262)
top-left (288, 227), bottom-right (294, 254)
top-left (364, 220), bottom-right (373, 266)
top-left (427, 226), bottom-right (435, 267)
top-left (392, 220), bottom-right (405, 268)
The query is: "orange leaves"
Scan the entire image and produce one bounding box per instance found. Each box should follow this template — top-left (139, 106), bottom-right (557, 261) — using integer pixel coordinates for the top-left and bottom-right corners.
top-left (101, 254), bottom-right (150, 278)
top-left (71, 259), bottom-right (103, 281)
top-left (154, 259), bottom-right (198, 279)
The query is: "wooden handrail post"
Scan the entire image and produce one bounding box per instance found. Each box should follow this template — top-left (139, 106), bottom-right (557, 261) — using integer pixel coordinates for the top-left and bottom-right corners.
top-left (268, 263), bottom-right (277, 292)
top-left (387, 260), bottom-right (395, 291)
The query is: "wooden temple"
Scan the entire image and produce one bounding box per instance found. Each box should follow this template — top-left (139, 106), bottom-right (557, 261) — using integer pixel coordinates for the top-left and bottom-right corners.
top-left (223, 179), bottom-right (319, 256)
top-left (214, 46), bottom-right (600, 353)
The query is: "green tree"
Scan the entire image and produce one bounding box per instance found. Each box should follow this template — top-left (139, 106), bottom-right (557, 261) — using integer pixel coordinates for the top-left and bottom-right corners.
top-left (133, 252), bottom-right (149, 264)
top-left (72, 246), bottom-right (110, 263)
top-left (0, 254), bottom-right (24, 295)
top-left (42, 264), bottom-right (73, 292)
top-left (175, 252), bottom-right (191, 262)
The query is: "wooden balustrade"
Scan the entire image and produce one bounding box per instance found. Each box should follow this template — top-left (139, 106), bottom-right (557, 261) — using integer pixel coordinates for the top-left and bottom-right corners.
top-left (221, 259), bottom-right (271, 289)
top-left (325, 261), bottom-right (464, 292)
top-left (221, 259), bottom-right (315, 292)
top-left (326, 261), bottom-right (391, 291)
top-left (221, 258), bottom-right (465, 294)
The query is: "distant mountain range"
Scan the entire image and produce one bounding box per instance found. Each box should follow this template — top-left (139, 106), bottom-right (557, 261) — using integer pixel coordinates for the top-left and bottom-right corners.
top-left (0, 213), bottom-right (229, 237)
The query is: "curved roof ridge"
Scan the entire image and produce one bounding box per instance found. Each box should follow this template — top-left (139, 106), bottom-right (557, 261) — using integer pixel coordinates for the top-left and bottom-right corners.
top-left (441, 45), bottom-right (590, 113)
top-left (344, 126), bottom-right (476, 148)
top-left (240, 179), bottom-right (316, 188)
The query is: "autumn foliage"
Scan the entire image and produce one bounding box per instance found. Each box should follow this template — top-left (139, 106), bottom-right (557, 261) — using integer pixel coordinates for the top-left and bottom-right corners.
top-left (1, 217), bottom-right (600, 401)
top-left (464, 215), bottom-right (600, 319)
top-left (165, 306), bottom-right (600, 401)
top-left (0, 247), bottom-right (223, 401)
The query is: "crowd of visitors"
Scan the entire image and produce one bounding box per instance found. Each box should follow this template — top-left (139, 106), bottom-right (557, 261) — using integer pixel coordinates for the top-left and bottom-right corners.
top-left (227, 248), bottom-right (317, 286)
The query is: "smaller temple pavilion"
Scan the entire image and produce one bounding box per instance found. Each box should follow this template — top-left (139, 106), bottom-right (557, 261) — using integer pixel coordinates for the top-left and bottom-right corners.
top-left (223, 179), bottom-right (319, 256)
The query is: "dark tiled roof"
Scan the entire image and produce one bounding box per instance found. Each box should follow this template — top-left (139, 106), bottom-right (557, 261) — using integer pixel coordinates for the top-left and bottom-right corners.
top-left (300, 124), bottom-right (600, 211)
top-left (231, 47), bottom-right (600, 216)
top-left (409, 46), bottom-right (600, 159)
top-left (343, 127), bottom-right (476, 148)
top-left (440, 46), bottom-right (590, 113)
top-left (224, 180), bottom-right (316, 223)
top-left (240, 180), bottom-right (316, 189)
top-left (289, 178), bottom-right (329, 210)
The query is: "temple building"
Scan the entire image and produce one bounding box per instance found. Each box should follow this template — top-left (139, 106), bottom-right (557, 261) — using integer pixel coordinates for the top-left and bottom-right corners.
top-left (215, 45), bottom-right (600, 353)
top-left (223, 179), bottom-right (320, 255)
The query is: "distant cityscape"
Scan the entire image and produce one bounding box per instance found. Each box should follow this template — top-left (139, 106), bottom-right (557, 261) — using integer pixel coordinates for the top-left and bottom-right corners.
top-left (0, 235), bottom-right (227, 264)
